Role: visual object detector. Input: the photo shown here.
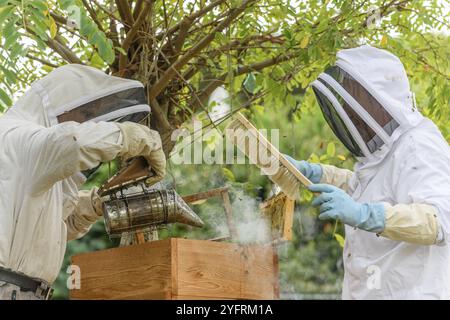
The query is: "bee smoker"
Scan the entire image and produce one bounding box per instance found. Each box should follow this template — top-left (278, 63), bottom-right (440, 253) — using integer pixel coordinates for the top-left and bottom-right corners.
top-left (102, 184), bottom-right (204, 244)
top-left (99, 157), bottom-right (204, 245)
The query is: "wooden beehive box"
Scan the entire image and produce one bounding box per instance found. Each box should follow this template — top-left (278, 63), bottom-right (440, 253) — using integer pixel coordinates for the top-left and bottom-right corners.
top-left (70, 238), bottom-right (279, 300)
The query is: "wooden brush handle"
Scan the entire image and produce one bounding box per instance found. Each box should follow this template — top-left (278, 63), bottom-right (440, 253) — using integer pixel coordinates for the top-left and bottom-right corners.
top-left (234, 112), bottom-right (312, 187)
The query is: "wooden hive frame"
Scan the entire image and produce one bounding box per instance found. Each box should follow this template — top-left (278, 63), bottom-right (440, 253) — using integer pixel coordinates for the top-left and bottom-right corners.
top-left (260, 192), bottom-right (295, 241)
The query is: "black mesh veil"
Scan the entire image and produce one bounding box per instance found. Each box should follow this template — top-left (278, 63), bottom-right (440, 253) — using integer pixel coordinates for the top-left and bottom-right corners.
top-left (57, 87), bottom-right (150, 124)
top-left (313, 66), bottom-right (399, 156)
top-left (312, 86), bottom-right (364, 157)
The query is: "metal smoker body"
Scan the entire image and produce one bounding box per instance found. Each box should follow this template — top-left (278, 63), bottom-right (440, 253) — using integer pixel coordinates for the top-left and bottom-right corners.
top-left (100, 157), bottom-right (203, 245)
top-left (102, 184), bottom-right (204, 244)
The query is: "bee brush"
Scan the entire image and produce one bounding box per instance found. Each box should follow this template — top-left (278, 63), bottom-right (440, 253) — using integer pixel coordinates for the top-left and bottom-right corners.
top-left (225, 112), bottom-right (312, 199)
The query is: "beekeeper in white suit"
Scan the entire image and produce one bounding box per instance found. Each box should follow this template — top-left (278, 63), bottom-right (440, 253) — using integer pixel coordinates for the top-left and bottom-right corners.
top-left (286, 45), bottom-right (450, 299)
top-left (0, 64), bottom-right (166, 299)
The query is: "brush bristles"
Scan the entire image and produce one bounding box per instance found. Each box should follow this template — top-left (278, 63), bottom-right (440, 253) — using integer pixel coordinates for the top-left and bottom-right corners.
top-left (269, 165), bottom-right (301, 199)
top-left (226, 118), bottom-right (301, 199)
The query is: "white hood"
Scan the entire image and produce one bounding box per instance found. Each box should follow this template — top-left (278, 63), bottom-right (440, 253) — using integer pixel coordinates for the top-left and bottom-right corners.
top-left (6, 64), bottom-right (151, 127)
top-left (312, 45), bottom-right (424, 165)
top-left (336, 45), bottom-right (423, 148)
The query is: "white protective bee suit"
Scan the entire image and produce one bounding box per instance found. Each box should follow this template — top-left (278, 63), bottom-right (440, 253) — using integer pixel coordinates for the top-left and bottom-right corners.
top-left (310, 45), bottom-right (450, 299)
top-left (0, 64), bottom-right (165, 298)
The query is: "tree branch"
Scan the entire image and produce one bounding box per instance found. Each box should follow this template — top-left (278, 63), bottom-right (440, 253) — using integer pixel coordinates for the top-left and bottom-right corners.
top-left (172, 16), bottom-right (193, 54)
top-left (46, 37), bottom-right (83, 64)
top-left (24, 24), bottom-right (83, 64)
top-left (119, 0), bottom-right (153, 73)
top-left (188, 51), bottom-right (298, 112)
top-left (150, 98), bottom-right (172, 131)
top-left (82, 0), bottom-right (105, 33)
top-left (156, 0), bottom-right (227, 41)
top-left (182, 33), bottom-right (284, 81)
top-left (148, 0), bottom-right (257, 100)
top-left (91, 0), bottom-right (123, 24)
top-left (115, 0), bottom-right (135, 31)
top-left (49, 12), bottom-right (67, 24)
top-left (133, 0), bottom-right (144, 20)
top-left (26, 53), bottom-right (59, 68)
top-left (234, 52), bottom-right (296, 77)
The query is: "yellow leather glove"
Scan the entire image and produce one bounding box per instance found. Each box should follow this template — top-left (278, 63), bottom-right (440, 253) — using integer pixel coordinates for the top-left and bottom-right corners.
top-left (116, 122), bottom-right (166, 185)
top-left (66, 188), bottom-right (103, 241)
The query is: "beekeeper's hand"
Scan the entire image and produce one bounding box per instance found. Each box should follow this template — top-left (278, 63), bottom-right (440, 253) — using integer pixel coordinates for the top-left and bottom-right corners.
top-left (284, 154), bottom-right (323, 183)
top-left (66, 188), bottom-right (104, 241)
top-left (116, 122), bottom-right (166, 185)
top-left (308, 184), bottom-right (385, 233)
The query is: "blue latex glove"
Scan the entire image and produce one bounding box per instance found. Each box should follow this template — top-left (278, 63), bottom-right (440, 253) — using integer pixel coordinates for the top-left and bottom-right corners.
top-left (308, 184), bottom-right (385, 233)
top-left (284, 154), bottom-right (323, 184)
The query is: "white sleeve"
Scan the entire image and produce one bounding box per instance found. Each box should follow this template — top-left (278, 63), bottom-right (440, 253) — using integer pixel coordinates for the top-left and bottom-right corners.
top-left (14, 121), bottom-right (122, 195)
top-left (392, 134), bottom-right (450, 243)
top-left (319, 164), bottom-right (354, 192)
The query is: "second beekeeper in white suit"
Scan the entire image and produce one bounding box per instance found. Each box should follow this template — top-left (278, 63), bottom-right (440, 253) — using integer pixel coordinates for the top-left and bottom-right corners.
top-left (0, 64), bottom-right (166, 299)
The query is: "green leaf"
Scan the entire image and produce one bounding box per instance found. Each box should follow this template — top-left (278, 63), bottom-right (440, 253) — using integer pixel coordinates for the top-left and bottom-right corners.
top-left (98, 38), bottom-right (115, 64)
top-left (89, 52), bottom-right (104, 68)
top-left (0, 5), bottom-right (14, 23)
top-left (80, 19), bottom-right (96, 39)
top-left (243, 73), bottom-right (256, 93)
top-left (0, 87), bottom-right (12, 107)
top-left (9, 42), bottom-right (24, 59)
top-left (49, 16), bottom-right (57, 38)
top-left (115, 46), bottom-right (127, 55)
top-left (300, 35), bottom-right (310, 49)
top-left (380, 34), bottom-right (388, 47)
top-left (253, 104), bottom-right (264, 114)
top-left (309, 153), bottom-right (320, 163)
top-left (272, 65), bottom-right (285, 79)
top-left (3, 30), bottom-right (19, 49)
top-left (222, 167), bottom-right (236, 182)
top-left (29, 13), bottom-right (49, 40)
top-left (42, 65), bottom-right (54, 73)
top-left (58, 0), bottom-right (74, 9)
top-left (30, 6), bottom-right (47, 21)
top-left (0, 65), bottom-right (17, 84)
top-left (334, 233), bottom-right (345, 248)
top-left (90, 30), bottom-right (102, 47)
top-left (214, 31), bottom-right (226, 44)
top-left (29, 0), bottom-right (48, 12)
top-left (326, 142), bottom-right (335, 157)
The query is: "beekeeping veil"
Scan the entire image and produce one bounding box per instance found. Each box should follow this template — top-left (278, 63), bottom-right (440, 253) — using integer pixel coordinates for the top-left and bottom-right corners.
top-left (7, 64), bottom-right (151, 126)
top-left (311, 45), bottom-right (423, 160)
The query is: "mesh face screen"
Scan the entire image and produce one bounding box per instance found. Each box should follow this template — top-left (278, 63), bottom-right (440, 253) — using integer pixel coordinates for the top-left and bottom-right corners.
top-left (57, 87), bottom-right (149, 123)
top-left (313, 86), bottom-right (364, 157)
top-left (325, 66), bottom-right (399, 137)
top-left (318, 79), bottom-right (382, 153)
top-left (314, 66), bottom-right (400, 154)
